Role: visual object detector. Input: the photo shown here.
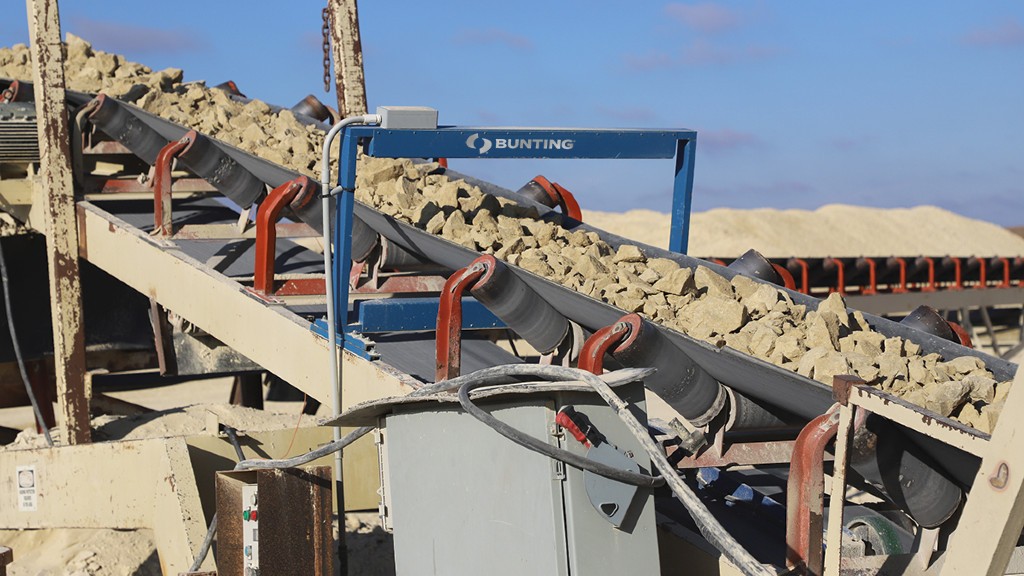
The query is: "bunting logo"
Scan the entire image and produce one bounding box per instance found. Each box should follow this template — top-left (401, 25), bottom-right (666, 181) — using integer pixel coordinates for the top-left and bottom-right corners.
top-left (466, 133), bottom-right (576, 154)
top-left (465, 133), bottom-right (493, 154)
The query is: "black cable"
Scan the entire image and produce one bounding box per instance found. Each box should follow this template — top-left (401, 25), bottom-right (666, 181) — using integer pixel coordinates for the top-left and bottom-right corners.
top-left (223, 425), bottom-right (246, 461)
top-left (188, 512), bottom-right (217, 572)
top-left (0, 242), bottom-right (53, 446)
top-left (188, 425), bottom-right (248, 570)
top-left (505, 329), bottom-right (520, 357)
top-left (191, 364), bottom-right (765, 573)
top-left (457, 379), bottom-right (664, 488)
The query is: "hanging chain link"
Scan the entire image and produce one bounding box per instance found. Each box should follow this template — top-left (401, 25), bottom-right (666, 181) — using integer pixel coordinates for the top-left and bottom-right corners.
top-left (322, 7), bottom-right (332, 93)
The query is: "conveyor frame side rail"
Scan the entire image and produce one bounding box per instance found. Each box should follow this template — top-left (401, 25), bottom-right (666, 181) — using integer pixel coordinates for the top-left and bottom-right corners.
top-left (75, 201), bottom-right (414, 405)
top-left (332, 125), bottom-right (698, 337)
top-left (822, 372), bottom-right (1024, 576)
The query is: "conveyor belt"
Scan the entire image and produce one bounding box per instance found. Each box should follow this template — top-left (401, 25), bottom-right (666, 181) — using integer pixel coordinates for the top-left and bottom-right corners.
top-left (353, 203), bottom-right (1016, 417)
top-left (19, 77), bottom-right (1013, 526)
top-left (353, 192), bottom-right (1016, 526)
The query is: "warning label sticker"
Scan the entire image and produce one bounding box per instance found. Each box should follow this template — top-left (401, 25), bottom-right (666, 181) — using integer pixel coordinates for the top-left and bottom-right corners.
top-left (17, 465), bottom-right (37, 512)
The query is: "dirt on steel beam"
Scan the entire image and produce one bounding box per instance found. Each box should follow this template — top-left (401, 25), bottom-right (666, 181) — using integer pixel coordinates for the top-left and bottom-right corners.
top-left (327, 0), bottom-right (367, 117)
top-left (26, 0), bottom-right (90, 444)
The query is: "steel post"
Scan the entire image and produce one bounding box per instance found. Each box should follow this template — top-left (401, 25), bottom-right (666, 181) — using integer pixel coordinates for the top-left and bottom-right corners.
top-left (328, 0), bottom-right (368, 118)
top-left (27, 0), bottom-right (91, 445)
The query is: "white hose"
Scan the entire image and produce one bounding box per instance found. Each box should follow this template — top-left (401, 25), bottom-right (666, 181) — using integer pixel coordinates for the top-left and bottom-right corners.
top-left (320, 112), bottom-right (381, 521)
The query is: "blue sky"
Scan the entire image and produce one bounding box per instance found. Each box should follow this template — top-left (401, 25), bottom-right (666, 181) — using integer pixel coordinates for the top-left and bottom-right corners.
top-left (3, 2), bottom-right (1022, 224)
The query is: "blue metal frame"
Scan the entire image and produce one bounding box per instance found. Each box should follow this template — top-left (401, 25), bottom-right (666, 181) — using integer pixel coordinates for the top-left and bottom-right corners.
top-left (332, 125), bottom-right (698, 336)
top-left (351, 297), bottom-right (504, 333)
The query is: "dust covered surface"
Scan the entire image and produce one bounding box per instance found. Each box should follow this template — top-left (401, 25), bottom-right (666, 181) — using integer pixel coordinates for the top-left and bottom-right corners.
top-left (3, 403), bottom-right (302, 450)
top-left (0, 527), bottom-right (159, 576)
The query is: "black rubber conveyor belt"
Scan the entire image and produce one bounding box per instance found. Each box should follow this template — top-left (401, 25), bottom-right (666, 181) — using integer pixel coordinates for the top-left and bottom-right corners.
top-left (353, 186), bottom-right (1016, 528)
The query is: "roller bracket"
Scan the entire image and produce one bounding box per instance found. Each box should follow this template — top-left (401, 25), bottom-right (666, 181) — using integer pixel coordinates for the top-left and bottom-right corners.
top-left (0, 80), bottom-right (18, 103)
top-left (252, 176), bottom-right (315, 295)
top-left (435, 256), bottom-right (491, 381)
top-left (578, 321), bottom-right (631, 375)
top-left (151, 136), bottom-right (191, 236)
top-left (786, 406), bottom-right (841, 576)
top-left (516, 175), bottom-right (583, 221)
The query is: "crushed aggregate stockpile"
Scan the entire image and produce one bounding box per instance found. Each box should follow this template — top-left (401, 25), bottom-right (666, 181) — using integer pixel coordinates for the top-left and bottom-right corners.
top-left (355, 157), bottom-right (1010, 433)
top-left (583, 206), bottom-right (1024, 258)
top-left (0, 35), bottom-right (330, 176)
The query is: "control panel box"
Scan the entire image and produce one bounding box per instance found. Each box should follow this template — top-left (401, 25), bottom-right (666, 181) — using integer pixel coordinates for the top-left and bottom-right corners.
top-left (216, 467), bottom-right (333, 576)
top-left (377, 106), bottom-right (438, 130)
top-left (242, 484), bottom-right (259, 575)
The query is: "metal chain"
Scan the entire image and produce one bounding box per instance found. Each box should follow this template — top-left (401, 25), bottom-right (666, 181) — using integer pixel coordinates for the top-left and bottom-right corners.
top-left (322, 7), bottom-right (332, 93)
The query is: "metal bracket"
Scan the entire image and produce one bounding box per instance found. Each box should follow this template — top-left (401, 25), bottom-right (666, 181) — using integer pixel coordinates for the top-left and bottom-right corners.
top-left (435, 255), bottom-right (492, 381)
top-left (578, 320), bottom-right (632, 374)
top-left (584, 441), bottom-right (642, 529)
top-left (150, 135), bottom-right (191, 236)
top-left (252, 176), bottom-right (313, 295)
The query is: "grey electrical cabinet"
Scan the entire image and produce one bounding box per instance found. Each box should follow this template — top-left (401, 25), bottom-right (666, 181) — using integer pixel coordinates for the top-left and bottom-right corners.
top-left (374, 382), bottom-right (661, 576)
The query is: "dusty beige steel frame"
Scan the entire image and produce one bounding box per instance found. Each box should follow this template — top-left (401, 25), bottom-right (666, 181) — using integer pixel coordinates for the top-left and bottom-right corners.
top-left (942, 363), bottom-right (1024, 576)
top-left (75, 201), bottom-right (413, 407)
top-left (26, 0), bottom-right (91, 444)
top-left (822, 373), bottom-right (1024, 575)
top-left (0, 437), bottom-right (211, 573)
top-left (0, 425), bottom-right (349, 574)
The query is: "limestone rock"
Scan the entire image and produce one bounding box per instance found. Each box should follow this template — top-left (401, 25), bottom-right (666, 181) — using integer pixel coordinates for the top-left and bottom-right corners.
top-left (747, 323), bottom-right (777, 357)
top-left (921, 380), bottom-right (969, 418)
top-left (638, 268), bottom-right (661, 284)
top-left (653, 268), bottom-right (695, 296)
top-left (730, 275), bottom-right (760, 300)
top-left (745, 284), bottom-right (780, 317)
top-left (774, 333), bottom-right (806, 362)
top-left (818, 292), bottom-right (850, 327)
top-left (648, 258), bottom-right (680, 276)
top-left (944, 356), bottom-right (985, 376)
top-left (806, 311), bottom-right (842, 351)
top-left (694, 266), bottom-right (732, 298)
top-left (813, 352), bottom-right (853, 385)
top-left (797, 347), bottom-right (831, 378)
top-left (612, 244), bottom-right (645, 263)
top-left (687, 297), bottom-right (748, 339)
top-left (440, 211), bottom-right (470, 239)
top-left (877, 355), bottom-right (909, 387)
top-left (964, 374), bottom-right (997, 403)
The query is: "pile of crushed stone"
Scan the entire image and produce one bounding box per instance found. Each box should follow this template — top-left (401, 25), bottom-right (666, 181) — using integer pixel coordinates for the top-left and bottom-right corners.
top-left (1, 37), bottom-right (1008, 432)
top-left (0, 35), bottom-right (329, 176)
top-left (355, 157), bottom-right (1009, 433)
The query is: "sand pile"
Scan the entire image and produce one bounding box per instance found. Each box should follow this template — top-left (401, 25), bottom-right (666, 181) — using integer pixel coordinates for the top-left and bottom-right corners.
top-left (584, 206), bottom-right (1024, 258)
top-left (356, 157), bottom-right (1009, 432)
top-left (0, 527), bottom-right (159, 576)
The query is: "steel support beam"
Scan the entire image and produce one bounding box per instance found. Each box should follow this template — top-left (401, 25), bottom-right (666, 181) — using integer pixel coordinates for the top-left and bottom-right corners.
top-left (942, 362), bottom-right (1024, 575)
top-left (328, 0), bottom-right (367, 117)
top-left (845, 288), bottom-right (1024, 315)
top-left (76, 201), bottom-right (413, 407)
top-left (0, 437), bottom-right (212, 573)
top-left (26, 0), bottom-right (90, 445)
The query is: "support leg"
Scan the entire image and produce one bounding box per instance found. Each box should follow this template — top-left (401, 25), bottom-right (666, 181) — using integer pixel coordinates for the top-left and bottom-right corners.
top-left (27, 0), bottom-right (90, 445)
